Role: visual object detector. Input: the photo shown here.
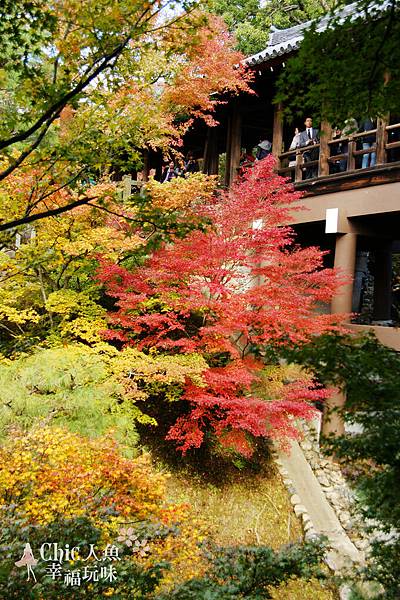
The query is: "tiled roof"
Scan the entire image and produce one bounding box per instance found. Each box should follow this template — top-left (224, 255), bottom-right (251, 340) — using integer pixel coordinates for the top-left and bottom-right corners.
top-left (244, 0), bottom-right (390, 67)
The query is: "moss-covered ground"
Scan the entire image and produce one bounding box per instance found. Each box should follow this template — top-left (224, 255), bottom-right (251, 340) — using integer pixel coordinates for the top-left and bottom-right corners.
top-left (164, 458), bottom-right (338, 599)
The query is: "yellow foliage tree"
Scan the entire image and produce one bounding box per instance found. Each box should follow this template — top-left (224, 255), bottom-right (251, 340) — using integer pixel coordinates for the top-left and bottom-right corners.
top-left (146, 173), bottom-right (218, 211)
top-left (0, 427), bottom-right (209, 586)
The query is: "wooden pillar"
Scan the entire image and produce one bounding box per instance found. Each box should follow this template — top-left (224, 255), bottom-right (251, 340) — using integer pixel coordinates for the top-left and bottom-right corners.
top-left (347, 139), bottom-right (355, 171)
top-left (318, 120), bottom-right (332, 176)
top-left (324, 233), bottom-right (357, 438)
top-left (224, 101), bottom-right (241, 187)
top-left (203, 128), bottom-right (211, 174)
top-left (295, 151), bottom-right (303, 182)
top-left (331, 233), bottom-right (357, 314)
top-left (373, 241), bottom-right (392, 321)
top-left (376, 115), bottom-right (389, 164)
top-left (142, 149), bottom-right (149, 182)
top-left (203, 126), bottom-right (219, 175)
top-left (122, 174), bottom-right (132, 201)
top-left (272, 102), bottom-right (283, 168)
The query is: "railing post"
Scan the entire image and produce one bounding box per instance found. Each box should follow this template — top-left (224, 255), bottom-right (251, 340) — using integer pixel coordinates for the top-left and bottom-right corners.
top-left (347, 139), bottom-right (355, 171)
top-left (376, 115), bottom-right (389, 164)
top-left (295, 151), bottom-right (303, 182)
top-left (318, 121), bottom-right (332, 176)
top-left (122, 174), bottom-right (132, 200)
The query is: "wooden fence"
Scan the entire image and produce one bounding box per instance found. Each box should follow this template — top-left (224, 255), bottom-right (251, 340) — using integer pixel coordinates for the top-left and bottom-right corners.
top-left (276, 120), bottom-right (400, 183)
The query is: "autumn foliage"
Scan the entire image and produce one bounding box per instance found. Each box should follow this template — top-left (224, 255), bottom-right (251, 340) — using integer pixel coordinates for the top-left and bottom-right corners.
top-left (0, 427), bottom-right (166, 525)
top-left (98, 158), bottom-right (344, 456)
top-left (161, 15), bottom-right (254, 126)
top-left (0, 427), bottom-right (209, 586)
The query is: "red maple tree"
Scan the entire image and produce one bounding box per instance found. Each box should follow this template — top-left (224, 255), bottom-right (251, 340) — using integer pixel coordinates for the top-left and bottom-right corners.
top-left (98, 158), bottom-right (345, 456)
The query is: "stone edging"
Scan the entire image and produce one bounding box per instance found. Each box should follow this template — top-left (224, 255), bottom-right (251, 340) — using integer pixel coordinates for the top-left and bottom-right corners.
top-left (298, 422), bottom-right (371, 556)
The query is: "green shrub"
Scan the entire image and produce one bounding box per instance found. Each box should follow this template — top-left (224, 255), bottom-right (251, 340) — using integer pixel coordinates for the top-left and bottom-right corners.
top-left (0, 512), bottom-right (168, 599)
top-left (156, 540), bottom-right (327, 599)
top-left (283, 332), bottom-right (400, 598)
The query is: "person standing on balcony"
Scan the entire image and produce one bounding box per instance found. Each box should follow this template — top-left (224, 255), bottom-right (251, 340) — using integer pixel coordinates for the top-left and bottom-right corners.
top-left (299, 117), bottom-right (319, 179)
top-left (289, 127), bottom-right (301, 151)
top-left (336, 118), bottom-right (359, 171)
top-left (361, 117), bottom-right (377, 168)
top-left (161, 161), bottom-right (178, 183)
top-left (288, 127), bottom-right (300, 181)
top-left (330, 127), bottom-right (347, 173)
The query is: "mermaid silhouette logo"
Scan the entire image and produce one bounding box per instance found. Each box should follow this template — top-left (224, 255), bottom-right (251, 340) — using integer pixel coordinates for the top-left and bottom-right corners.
top-left (15, 543), bottom-right (38, 581)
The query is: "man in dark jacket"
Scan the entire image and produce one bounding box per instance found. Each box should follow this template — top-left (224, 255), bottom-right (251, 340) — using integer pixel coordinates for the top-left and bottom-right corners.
top-left (299, 117), bottom-right (319, 179)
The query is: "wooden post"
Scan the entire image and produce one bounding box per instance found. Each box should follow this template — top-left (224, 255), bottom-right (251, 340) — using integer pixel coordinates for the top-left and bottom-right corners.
top-left (331, 232), bottom-right (357, 314)
top-left (295, 151), bottom-right (303, 182)
top-left (229, 103), bottom-right (242, 186)
top-left (224, 110), bottom-right (233, 187)
top-left (224, 101), bottom-right (242, 187)
top-left (323, 232), bottom-right (357, 438)
top-left (142, 149), bottom-right (149, 182)
top-left (203, 128), bottom-right (210, 173)
top-left (347, 139), bottom-right (355, 171)
top-left (376, 115), bottom-right (389, 164)
top-left (122, 175), bottom-right (132, 201)
top-left (318, 120), bottom-right (332, 176)
top-left (203, 127), bottom-right (219, 175)
top-left (272, 102), bottom-right (284, 170)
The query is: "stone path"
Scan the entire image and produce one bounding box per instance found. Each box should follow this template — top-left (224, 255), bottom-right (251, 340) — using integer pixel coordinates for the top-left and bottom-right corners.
top-left (275, 439), bottom-right (362, 572)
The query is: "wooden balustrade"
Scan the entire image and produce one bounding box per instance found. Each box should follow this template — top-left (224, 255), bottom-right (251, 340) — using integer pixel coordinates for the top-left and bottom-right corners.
top-left (276, 120), bottom-right (400, 183)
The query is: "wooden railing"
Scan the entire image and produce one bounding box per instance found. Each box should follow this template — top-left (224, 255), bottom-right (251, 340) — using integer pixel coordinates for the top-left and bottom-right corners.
top-left (277, 121), bottom-right (400, 183)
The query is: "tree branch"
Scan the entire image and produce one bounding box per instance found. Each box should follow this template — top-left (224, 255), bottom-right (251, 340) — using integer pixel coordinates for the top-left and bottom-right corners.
top-left (0, 120), bottom-right (53, 182)
top-left (27, 168), bottom-right (87, 214)
top-left (0, 33), bottom-right (133, 152)
top-left (0, 195), bottom-right (98, 232)
top-left (85, 201), bottom-right (159, 238)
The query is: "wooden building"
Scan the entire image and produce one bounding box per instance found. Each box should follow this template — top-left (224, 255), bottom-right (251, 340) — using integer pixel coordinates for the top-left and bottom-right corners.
top-left (183, 3), bottom-right (400, 434)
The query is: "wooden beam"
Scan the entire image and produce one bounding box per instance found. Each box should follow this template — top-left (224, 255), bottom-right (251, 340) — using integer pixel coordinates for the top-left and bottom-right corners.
top-left (296, 161), bottom-right (400, 196)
